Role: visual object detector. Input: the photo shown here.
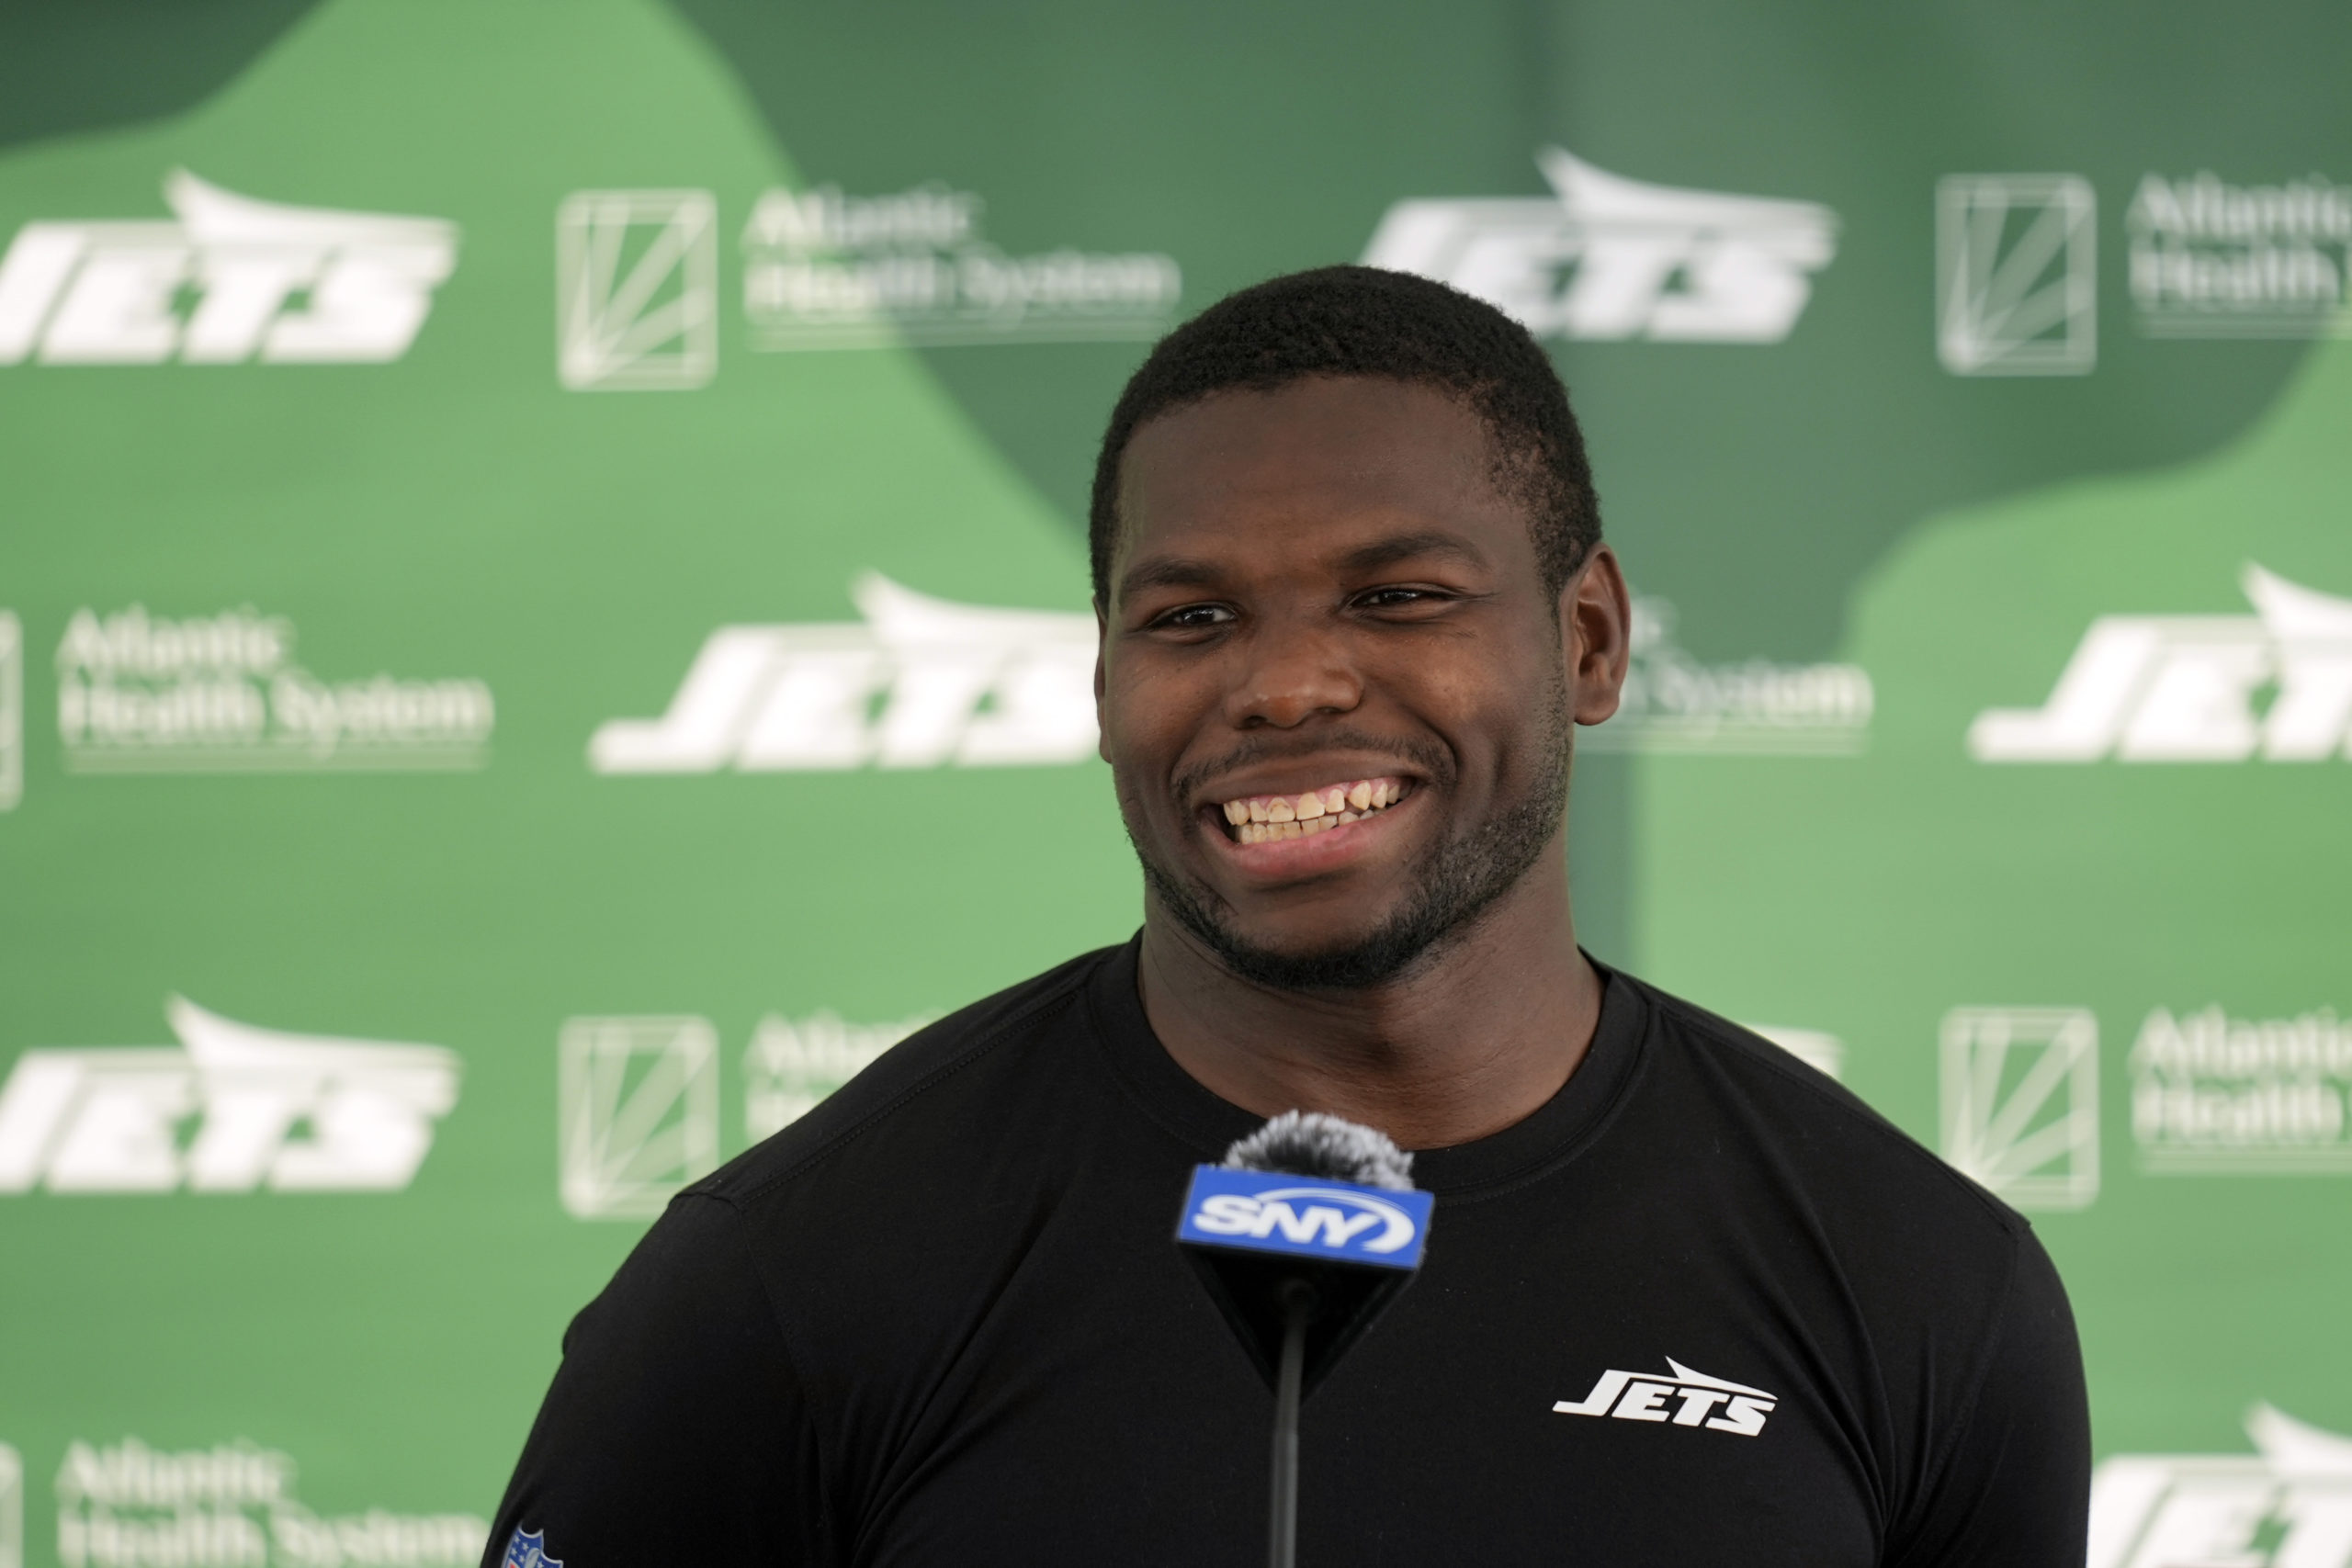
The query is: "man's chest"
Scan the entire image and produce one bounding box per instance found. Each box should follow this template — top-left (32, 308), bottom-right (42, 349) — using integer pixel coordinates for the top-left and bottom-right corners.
top-left (822, 1228), bottom-right (1892, 1566)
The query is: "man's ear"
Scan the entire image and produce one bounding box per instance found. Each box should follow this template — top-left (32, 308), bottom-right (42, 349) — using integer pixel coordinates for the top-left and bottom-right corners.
top-left (1093, 602), bottom-right (1111, 764)
top-left (1561, 545), bottom-right (1632, 727)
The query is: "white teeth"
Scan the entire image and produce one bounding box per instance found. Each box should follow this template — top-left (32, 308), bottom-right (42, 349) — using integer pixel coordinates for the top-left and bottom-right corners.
top-left (1219, 776), bottom-right (1410, 844)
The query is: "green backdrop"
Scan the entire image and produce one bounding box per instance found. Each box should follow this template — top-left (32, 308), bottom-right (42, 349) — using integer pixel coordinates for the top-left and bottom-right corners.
top-left (3, 3), bottom-right (2349, 1563)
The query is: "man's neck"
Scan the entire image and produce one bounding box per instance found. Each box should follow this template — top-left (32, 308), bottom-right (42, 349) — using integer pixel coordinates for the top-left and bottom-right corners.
top-left (1135, 854), bottom-right (1602, 1151)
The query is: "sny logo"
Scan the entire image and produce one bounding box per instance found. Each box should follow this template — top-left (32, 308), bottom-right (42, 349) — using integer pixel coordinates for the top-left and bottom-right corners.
top-left (1971, 564), bottom-right (2352, 762)
top-left (0, 170), bottom-right (457, 366)
top-left (1363, 148), bottom-right (1838, 344)
top-left (590, 573), bottom-right (1096, 773)
top-left (0, 998), bottom-right (459, 1193)
top-left (1553, 1358), bottom-right (1779, 1437)
top-left (1177, 1168), bottom-right (1432, 1269)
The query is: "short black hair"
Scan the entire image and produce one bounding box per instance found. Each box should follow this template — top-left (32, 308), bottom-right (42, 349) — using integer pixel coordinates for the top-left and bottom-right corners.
top-left (1088, 265), bottom-right (1600, 604)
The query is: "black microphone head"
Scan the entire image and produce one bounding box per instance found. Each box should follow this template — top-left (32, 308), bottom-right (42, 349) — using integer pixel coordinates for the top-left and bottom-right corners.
top-left (1221, 1110), bottom-right (1415, 1191)
top-left (1177, 1111), bottom-right (1432, 1398)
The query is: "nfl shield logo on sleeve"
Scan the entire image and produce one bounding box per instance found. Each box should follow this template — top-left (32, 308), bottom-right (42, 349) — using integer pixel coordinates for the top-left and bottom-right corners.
top-left (504, 1528), bottom-right (562, 1568)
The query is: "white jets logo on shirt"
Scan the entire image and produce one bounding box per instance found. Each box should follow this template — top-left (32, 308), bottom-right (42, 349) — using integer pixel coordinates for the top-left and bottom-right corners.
top-left (1553, 1357), bottom-right (1779, 1437)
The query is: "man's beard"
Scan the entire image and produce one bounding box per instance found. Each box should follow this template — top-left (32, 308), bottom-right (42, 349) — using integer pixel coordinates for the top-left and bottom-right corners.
top-left (1132, 705), bottom-right (1574, 992)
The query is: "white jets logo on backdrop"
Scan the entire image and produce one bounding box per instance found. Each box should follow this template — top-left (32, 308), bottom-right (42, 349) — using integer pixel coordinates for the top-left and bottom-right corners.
top-left (1553, 1358), bottom-right (1779, 1437)
top-left (2090, 1404), bottom-right (2352, 1568)
top-left (0, 998), bottom-right (460, 1193)
top-left (590, 573), bottom-right (1097, 773)
top-left (1971, 565), bottom-right (2352, 762)
top-left (0, 170), bottom-right (457, 366)
top-left (1362, 148), bottom-right (1838, 343)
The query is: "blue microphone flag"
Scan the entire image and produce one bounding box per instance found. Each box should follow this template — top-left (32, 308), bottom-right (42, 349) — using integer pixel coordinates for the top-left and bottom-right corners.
top-left (1176, 1167), bottom-right (1433, 1270)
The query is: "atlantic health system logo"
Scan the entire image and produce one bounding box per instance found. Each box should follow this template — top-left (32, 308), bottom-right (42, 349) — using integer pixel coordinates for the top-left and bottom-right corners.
top-left (741, 180), bottom-right (1182, 351)
top-left (54, 1436), bottom-right (487, 1568)
top-left (2132, 1005), bottom-right (2352, 1175)
top-left (1940, 1007), bottom-right (2101, 1212)
top-left (2129, 169), bottom-right (2352, 340)
top-left (1936, 174), bottom-right (2098, 377)
top-left (1584, 597), bottom-right (1872, 756)
top-left (590, 574), bottom-right (1096, 773)
top-left (0, 172), bottom-right (457, 366)
top-left (57, 603), bottom-right (495, 773)
top-left (557, 1007), bottom-right (934, 1219)
top-left (0, 999), bottom-right (459, 1194)
top-left (1363, 148), bottom-right (1838, 344)
top-left (1971, 565), bottom-right (2352, 763)
top-left (556, 188), bottom-right (717, 391)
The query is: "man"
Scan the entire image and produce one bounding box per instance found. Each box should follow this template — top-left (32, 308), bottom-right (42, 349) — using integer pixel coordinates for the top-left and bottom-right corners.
top-left (486, 267), bottom-right (2089, 1565)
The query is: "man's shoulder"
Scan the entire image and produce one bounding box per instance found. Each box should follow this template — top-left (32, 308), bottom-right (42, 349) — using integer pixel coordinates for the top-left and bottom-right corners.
top-left (1622, 973), bottom-right (2030, 1247)
top-left (688, 943), bottom-right (1124, 1208)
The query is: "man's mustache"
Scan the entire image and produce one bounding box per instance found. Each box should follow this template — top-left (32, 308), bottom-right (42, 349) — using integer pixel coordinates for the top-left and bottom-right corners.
top-left (1170, 729), bottom-right (1455, 803)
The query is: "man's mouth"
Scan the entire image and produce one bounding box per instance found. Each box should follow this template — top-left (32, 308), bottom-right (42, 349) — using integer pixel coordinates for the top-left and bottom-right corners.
top-left (1214, 776), bottom-right (1413, 845)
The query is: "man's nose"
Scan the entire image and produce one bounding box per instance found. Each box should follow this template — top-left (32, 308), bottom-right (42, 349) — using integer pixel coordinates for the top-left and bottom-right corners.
top-left (1221, 615), bottom-right (1363, 729)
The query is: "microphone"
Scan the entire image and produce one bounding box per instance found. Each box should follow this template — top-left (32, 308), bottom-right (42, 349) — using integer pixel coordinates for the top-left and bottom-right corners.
top-left (1175, 1111), bottom-right (1434, 1568)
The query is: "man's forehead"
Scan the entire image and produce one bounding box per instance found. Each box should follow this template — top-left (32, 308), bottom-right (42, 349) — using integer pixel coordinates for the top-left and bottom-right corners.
top-left (1112, 378), bottom-right (1520, 583)
top-left (1123, 377), bottom-right (1495, 496)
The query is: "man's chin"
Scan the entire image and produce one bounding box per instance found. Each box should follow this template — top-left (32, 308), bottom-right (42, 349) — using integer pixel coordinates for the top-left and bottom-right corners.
top-left (1144, 862), bottom-right (1453, 992)
top-left (1200, 925), bottom-right (1448, 992)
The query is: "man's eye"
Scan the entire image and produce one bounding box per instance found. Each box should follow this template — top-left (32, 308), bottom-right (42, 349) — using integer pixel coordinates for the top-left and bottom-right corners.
top-left (1153, 604), bottom-right (1235, 630)
top-left (1357, 587), bottom-right (1444, 609)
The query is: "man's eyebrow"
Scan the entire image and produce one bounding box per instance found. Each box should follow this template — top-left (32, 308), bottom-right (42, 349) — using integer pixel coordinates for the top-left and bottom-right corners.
top-left (1116, 556), bottom-right (1227, 599)
top-left (1336, 531), bottom-right (1491, 574)
top-left (1117, 533), bottom-right (1492, 599)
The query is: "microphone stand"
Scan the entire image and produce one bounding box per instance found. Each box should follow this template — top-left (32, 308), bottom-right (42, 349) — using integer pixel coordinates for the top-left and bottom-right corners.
top-left (1269, 1278), bottom-right (1315, 1568)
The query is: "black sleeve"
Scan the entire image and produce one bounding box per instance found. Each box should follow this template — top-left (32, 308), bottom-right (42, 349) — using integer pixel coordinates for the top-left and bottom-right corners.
top-left (481, 1194), bottom-right (833, 1568)
top-left (1887, 1227), bottom-right (2090, 1568)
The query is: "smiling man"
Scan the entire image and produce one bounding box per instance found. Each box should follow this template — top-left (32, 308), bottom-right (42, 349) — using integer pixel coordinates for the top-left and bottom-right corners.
top-left (486, 268), bottom-right (2090, 1567)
